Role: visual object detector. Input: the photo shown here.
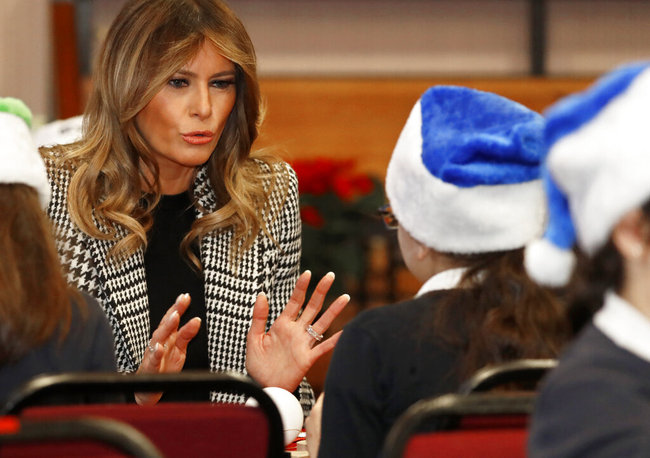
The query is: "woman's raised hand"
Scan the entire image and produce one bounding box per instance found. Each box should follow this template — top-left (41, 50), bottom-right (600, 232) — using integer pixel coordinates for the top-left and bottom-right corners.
top-left (135, 293), bottom-right (201, 405)
top-left (245, 271), bottom-right (350, 392)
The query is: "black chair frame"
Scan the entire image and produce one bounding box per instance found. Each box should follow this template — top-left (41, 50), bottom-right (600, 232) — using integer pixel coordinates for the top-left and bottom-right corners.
top-left (1, 370), bottom-right (286, 458)
top-left (458, 358), bottom-right (557, 394)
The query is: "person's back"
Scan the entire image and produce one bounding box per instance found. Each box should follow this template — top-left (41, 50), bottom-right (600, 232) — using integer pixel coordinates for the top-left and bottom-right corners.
top-left (530, 321), bottom-right (650, 457)
top-left (320, 289), bottom-right (473, 457)
top-left (0, 98), bottom-right (116, 405)
top-left (0, 293), bottom-right (117, 405)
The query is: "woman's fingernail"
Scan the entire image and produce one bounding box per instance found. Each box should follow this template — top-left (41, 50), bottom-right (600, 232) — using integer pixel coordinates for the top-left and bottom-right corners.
top-left (171, 310), bottom-right (179, 320)
top-left (327, 272), bottom-right (335, 279)
top-left (154, 342), bottom-right (160, 352)
top-left (342, 294), bottom-right (351, 302)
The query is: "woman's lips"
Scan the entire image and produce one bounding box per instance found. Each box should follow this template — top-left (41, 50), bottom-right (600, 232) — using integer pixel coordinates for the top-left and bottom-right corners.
top-left (182, 131), bottom-right (214, 145)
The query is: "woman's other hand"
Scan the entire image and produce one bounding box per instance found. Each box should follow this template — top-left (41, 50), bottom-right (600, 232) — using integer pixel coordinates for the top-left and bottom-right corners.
top-left (245, 271), bottom-right (350, 392)
top-left (134, 293), bottom-right (201, 405)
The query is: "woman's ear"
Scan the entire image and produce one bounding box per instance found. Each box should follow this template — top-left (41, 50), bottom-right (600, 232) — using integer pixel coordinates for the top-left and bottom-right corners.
top-left (415, 239), bottom-right (433, 261)
top-left (612, 209), bottom-right (647, 261)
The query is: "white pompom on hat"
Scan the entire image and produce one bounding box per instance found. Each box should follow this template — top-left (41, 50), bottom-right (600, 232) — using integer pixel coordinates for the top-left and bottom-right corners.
top-left (385, 85), bottom-right (547, 254)
top-left (0, 97), bottom-right (50, 208)
top-left (525, 61), bottom-right (650, 287)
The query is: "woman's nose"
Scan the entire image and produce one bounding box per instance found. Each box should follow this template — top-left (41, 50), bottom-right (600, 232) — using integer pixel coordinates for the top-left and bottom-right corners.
top-left (191, 87), bottom-right (212, 119)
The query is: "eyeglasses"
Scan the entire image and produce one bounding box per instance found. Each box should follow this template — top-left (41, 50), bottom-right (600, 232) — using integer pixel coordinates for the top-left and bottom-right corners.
top-left (378, 204), bottom-right (398, 230)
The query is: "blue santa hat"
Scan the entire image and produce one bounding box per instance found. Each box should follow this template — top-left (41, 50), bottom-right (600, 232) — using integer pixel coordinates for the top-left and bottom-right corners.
top-left (385, 85), bottom-right (546, 254)
top-left (0, 97), bottom-right (50, 208)
top-left (524, 61), bottom-right (650, 287)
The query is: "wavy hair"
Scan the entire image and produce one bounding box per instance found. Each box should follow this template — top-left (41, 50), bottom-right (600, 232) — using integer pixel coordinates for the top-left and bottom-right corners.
top-left (434, 248), bottom-right (570, 380)
top-left (55, 0), bottom-right (282, 266)
top-left (0, 185), bottom-right (82, 364)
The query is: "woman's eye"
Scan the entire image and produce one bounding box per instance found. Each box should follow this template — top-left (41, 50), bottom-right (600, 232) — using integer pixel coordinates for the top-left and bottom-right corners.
top-left (168, 78), bottom-right (188, 88)
top-left (212, 80), bottom-right (235, 89)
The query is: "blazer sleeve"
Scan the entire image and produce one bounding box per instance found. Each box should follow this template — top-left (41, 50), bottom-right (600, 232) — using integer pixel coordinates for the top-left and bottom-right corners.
top-left (266, 161), bottom-right (302, 315)
top-left (263, 162), bottom-right (316, 412)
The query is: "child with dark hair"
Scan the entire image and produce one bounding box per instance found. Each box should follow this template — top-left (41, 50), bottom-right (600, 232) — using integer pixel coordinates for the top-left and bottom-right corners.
top-left (0, 98), bottom-right (116, 405)
top-left (306, 86), bottom-right (570, 458)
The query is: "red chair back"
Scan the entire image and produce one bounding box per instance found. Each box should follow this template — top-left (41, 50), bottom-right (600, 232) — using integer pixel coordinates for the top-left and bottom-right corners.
top-left (19, 402), bottom-right (269, 457)
top-left (0, 415), bottom-right (162, 457)
top-left (382, 393), bottom-right (535, 458)
top-left (403, 414), bottom-right (529, 458)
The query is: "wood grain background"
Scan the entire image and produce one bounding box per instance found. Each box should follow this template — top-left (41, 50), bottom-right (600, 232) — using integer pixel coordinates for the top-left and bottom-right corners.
top-left (257, 77), bottom-right (593, 180)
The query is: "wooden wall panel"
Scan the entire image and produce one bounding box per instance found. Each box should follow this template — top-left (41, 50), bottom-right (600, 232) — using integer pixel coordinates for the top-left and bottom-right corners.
top-left (52, 1), bottom-right (82, 119)
top-left (284, 77), bottom-right (595, 395)
top-left (257, 77), bottom-right (593, 179)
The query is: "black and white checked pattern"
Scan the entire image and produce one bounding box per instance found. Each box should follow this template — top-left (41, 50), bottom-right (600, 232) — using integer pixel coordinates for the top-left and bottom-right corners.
top-left (44, 152), bottom-right (313, 411)
top-left (43, 150), bottom-right (151, 372)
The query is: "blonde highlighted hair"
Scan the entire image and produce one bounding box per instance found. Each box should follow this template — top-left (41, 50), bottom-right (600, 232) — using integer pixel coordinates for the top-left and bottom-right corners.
top-left (55, 0), bottom-right (283, 266)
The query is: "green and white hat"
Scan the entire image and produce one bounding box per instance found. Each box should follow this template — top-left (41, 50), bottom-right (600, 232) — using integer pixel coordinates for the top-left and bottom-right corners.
top-left (0, 97), bottom-right (50, 208)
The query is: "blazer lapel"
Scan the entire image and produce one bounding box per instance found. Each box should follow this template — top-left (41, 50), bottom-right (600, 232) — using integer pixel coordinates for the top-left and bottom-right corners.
top-left (88, 234), bottom-right (150, 371)
top-left (192, 167), bottom-right (261, 374)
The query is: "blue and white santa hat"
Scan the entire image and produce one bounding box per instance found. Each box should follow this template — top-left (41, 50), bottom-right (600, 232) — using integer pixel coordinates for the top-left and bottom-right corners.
top-left (0, 97), bottom-right (50, 208)
top-left (524, 61), bottom-right (650, 287)
top-left (385, 85), bottom-right (546, 254)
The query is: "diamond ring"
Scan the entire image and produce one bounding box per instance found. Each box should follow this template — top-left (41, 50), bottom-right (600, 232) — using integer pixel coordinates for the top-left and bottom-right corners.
top-left (306, 324), bottom-right (324, 342)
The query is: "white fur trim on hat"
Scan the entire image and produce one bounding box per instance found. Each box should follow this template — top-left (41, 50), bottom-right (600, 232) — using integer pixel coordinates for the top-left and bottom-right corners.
top-left (33, 115), bottom-right (83, 148)
top-left (0, 111), bottom-right (50, 207)
top-left (385, 97), bottom-right (546, 254)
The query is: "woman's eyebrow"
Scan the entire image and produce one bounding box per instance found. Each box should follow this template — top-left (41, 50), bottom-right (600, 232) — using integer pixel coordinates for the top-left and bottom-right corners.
top-left (175, 69), bottom-right (236, 78)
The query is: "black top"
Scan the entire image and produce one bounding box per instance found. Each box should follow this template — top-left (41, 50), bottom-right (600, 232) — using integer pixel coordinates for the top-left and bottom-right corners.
top-left (0, 293), bottom-right (117, 406)
top-left (529, 324), bottom-right (650, 458)
top-left (319, 290), bottom-right (466, 458)
top-left (144, 192), bottom-right (209, 401)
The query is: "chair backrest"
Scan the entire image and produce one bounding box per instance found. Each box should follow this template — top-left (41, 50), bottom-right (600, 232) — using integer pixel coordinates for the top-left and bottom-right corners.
top-left (1, 371), bottom-right (286, 458)
top-left (458, 359), bottom-right (557, 394)
top-left (19, 403), bottom-right (272, 457)
top-left (381, 392), bottom-right (536, 458)
top-left (0, 415), bottom-right (163, 457)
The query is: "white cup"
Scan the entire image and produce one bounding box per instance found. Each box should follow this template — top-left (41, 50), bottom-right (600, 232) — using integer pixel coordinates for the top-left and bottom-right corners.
top-left (245, 386), bottom-right (304, 446)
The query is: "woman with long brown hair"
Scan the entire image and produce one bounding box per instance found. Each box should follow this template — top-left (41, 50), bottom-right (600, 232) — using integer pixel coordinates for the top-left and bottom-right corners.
top-left (307, 86), bottom-right (569, 458)
top-left (0, 98), bottom-right (116, 404)
top-left (43, 0), bottom-right (349, 408)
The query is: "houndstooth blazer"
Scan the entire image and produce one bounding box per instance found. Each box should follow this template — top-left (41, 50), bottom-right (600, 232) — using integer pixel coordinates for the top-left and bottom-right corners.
top-left (43, 150), bottom-right (314, 408)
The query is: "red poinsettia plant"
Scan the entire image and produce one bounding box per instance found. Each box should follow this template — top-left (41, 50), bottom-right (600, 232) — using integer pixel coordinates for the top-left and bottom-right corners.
top-left (290, 158), bottom-right (385, 297)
